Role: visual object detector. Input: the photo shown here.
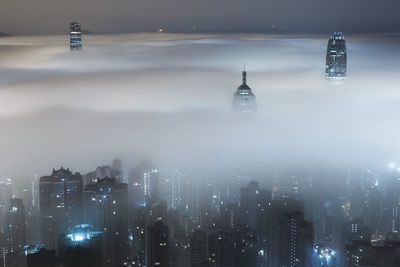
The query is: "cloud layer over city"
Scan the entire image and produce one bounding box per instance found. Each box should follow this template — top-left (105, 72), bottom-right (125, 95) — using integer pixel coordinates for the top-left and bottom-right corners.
top-left (1, 33), bottom-right (400, 178)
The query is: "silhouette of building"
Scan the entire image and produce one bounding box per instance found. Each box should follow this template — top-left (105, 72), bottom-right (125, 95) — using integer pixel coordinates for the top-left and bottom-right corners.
top-left (326, 32), bottom-right (347, 79)
top-left (146, 221), bottom-right (169, 267)
top-left (277, 211), bottom-right (314, 267)
top-left (345, 240), bottom-right (375, 266)
top-left (26, 248), bottom-right (57, 267)
top-left (39, 168), bottom-right (83, 249)
top-left (240, 181), bottom-right (272, 230)
top-left (96, 166), bottom-right (112, 180)
top-left (211, 230), bottom-right (234, 267)
top-left (84, 177), bottom-right (128, 266)
top-left (232, 70), bottom-right (257, 114)
top-left (70, 22), bottom-right (82, 50)
top-left (129, 161), bottom-right (160, 205)
top-left (58, 224), bottom-right (105, 267)
top-left (6, 198), bottom-right (26, 252)
top-left (220, 203), bottom-right (241, 230)
top-left (235, 227), bottom-right (258, 267)
top-left (62, 246), bottom-right (97, 267)
top-left (210, 226), bottom-right (258, 267)
top-left (190, 229), bottom-right (208, 267)
top-left (111, 159), bottom-right (123, 182)
top-left (0, 179), bottom-right (13, 235)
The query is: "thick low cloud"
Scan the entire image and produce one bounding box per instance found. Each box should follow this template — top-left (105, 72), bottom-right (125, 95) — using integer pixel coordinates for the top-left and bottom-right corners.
top-left (0, 33), bottom-right (400, 179)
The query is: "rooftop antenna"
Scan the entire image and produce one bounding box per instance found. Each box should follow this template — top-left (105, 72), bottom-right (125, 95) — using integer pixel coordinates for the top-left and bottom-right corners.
top-left (242, 65), bottom-right (247, 85)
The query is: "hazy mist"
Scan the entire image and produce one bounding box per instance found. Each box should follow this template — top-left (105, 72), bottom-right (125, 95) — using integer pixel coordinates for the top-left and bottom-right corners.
top-left (1, 33), bottom-right (400, 179)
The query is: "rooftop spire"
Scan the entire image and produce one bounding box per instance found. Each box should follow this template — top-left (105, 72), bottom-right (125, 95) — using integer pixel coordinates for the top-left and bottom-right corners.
top-left (242, 69), bottom-right (247, 85)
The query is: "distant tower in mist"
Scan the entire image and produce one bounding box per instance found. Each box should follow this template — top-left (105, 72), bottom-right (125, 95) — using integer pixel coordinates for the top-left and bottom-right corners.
top-left (232, 69), bottom-right (257, 114)
top-left (325, 32), bottom-right (347, 79)
top-left (70, 22), bottom-right (82, 50)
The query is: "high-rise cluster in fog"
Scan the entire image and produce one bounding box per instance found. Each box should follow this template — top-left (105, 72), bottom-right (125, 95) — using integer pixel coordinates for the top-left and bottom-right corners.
top-left (3, 161), bottom-right (400, 266)
top-left (8, 28), bottom-right (400, 267)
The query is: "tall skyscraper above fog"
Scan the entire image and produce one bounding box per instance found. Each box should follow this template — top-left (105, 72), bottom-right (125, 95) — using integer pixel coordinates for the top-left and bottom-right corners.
top-left (70, 22), bottom-right (82, 50)
top-left (39, 168), bottom-right (83, 249)
top-left (325, 32), bottom-right (347, 79)
top-left (232, 70), bottom-right (257, 114)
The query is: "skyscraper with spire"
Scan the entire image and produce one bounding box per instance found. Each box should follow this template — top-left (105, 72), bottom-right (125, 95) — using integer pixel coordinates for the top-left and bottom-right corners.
top-left (325, 32), bottom-right (347, 79)
top-left (232, 69), bottom-right (257, 114)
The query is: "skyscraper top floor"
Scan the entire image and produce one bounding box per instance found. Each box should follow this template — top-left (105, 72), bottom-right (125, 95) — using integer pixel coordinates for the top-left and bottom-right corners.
top-left (330, 32), bottom-right (345, 40)
top-left (70, 22), bottom-right (81, 33)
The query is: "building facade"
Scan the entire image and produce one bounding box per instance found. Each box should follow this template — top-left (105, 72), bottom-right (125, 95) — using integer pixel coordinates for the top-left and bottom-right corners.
top-left (84, 177), bottom-right (128, 267)
top-left (70, 22), bottom-right (82, 50)
top-left (326, 32), bottom-right (347, 79)
top-left (39, 168), bottom-right (83, 249)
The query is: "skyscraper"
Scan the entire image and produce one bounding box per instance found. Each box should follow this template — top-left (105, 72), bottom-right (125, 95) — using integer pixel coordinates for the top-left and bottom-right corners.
top-left (240, 181), bottom-right (262, 229)
top-left (325, 32), bottom-right (347, 79)
top-left (190, 229), bottom-right (208, 267)
top-left (111, 159), bottom-right (123, 182)
top-left (84, 177), bottom-right (128, 266)
top-left (129, 160), bottom-right (160, 205)
top-left (277, 212), bottom-right (314, 267)
top-left (0, 179), bottom-right (13, 234)
top-left (235, 227), bottom-right (258, 267)
top-left (232, 70), bottom-right (257, 114)
top-left (70, 22), bottom-right (82, 50)
top-left (39, 168), bottom-right (83, 249)
top-left (26, 248), bottom-right (57, 267)
top-left (6, 198), bottom-right (26, 252)
top-left (146, 221), bottom-right (169, 267)
top-left (58, 224), bottom-right (105, 267)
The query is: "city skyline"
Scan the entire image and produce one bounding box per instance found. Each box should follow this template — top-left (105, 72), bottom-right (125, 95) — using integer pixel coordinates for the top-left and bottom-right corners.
top-left (1, 1), bottom-right (400, 265)
top-left (4, 160), bottom-right (400, 266)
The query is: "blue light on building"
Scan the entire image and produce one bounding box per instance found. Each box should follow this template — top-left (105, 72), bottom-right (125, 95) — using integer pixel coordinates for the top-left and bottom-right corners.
top-left (313, 244), bottom-right (336, 267)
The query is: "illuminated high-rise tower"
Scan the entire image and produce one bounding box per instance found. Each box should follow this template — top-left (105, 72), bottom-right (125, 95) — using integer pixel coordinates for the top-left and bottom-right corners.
top-left (325, 32), bottom-right (347, 79)
top-left (6, 198), bottom-right (26, 252)
top-left (232, 70), bottom-right (257, 114)
top-left (70, 22), bottom-right (82, 50)
top-left (84, 177), bottom-right (128, 267)
top-left (39, 168), bottom-right (83, 249)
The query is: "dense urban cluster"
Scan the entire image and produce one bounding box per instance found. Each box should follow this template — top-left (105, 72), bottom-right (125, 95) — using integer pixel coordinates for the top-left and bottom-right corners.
top-left (2, 161), bottom-right (400, 266)
top-left (0, 25), bottom-right (361, 267)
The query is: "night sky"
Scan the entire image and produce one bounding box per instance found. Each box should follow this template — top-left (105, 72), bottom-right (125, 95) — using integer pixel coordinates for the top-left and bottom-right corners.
top-left (1, 0), bottom-right (400, 34)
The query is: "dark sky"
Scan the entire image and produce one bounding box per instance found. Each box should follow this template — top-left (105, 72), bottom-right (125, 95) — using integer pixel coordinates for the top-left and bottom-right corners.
top-left (1, 0), bottom-right (400, 34)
